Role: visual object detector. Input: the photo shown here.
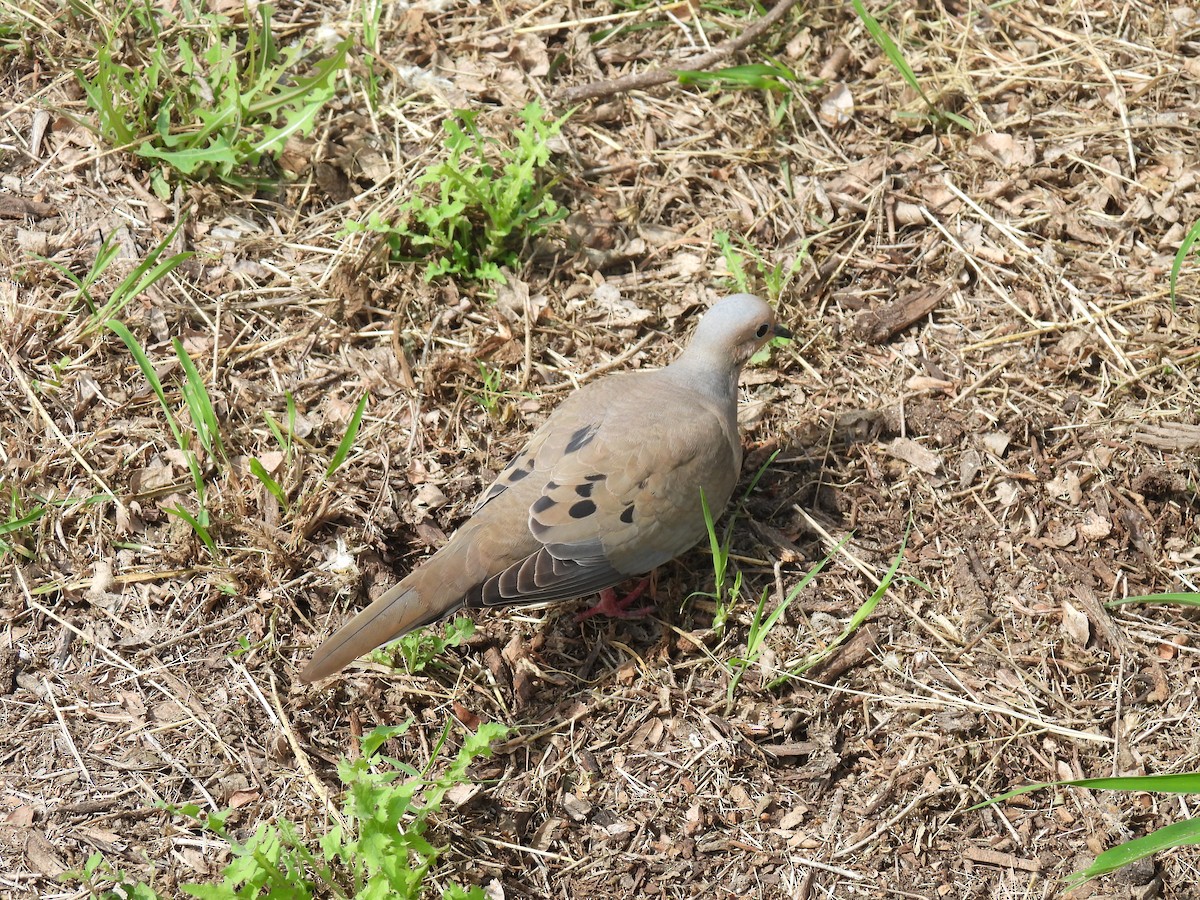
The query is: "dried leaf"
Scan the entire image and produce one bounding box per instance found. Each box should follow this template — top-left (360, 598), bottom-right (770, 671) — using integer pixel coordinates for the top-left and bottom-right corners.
top-left (886, 437), bottom-right (941, 474)
top-left (1060, 599), bottom-right (1090, 645)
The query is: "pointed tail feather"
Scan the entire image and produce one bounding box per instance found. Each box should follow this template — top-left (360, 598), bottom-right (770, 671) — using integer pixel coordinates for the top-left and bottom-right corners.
top-left (299, 577), bottom-right (461, 682)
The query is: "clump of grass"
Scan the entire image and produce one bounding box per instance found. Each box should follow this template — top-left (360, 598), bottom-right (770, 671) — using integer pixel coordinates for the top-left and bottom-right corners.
top-left (107, 321), bottom-right (223, 555)
top-left (724, 541), bottom-right (841, 709)
top-left (706, 504), bottom-right (911, 709)
top-left (692, 452), bottom-right (783, 633)
top-left (765, 528), bottom-right (908, 690)
top-left (39, 222), bottom-right (192, 335)
top-left (346, 101), bottom-right (571, 285)
top-left (0, 485), bottom-right (46, 562)
top-left (63, 720), bottom-right (508, 899)
top-left (696, 488), bottom-right (744, 635)
top-left (74, 0), bottom-right (348, 195)
top-left (471, 362), bottom-right (505, 415)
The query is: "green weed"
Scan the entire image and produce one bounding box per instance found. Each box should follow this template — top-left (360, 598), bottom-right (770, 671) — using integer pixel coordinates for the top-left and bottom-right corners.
top-left (472, 362), bottom-right (504, 414)
top-left (715, 230), bottom-right (806, 302)
top-left (358, 0), bottom-right (385, 111)
top-left (975, 773), bottom-right (1200, 888)
top-left (36, 230), bottom-right (120, 319)
top-left (724, 541), bottom-right (841, 710)
top-left (718, 517), bottom-right (910, 705)
top-left (250, 393), bottom-right (300, 508)
top-left (691, 453), bottom-right (887, 709)
top-left (261, 392), bottom-right (298, 463)
top-left (697, 488), bottom-right (743, 634)
top-left (373, 617), bottom-right (477, 674)
top-left (62, 720), bottom-right (507, 899)
top-left (850, 0), bottom-right (972, 132)
top-left (346, 101), bottom-right (571, 284)
top-left (74, 1), bottom-right (348, 194)
top-left (248, 458), bottom-right (288, 511)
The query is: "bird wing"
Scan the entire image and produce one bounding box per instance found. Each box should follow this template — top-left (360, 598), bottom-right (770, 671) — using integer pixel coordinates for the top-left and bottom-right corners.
top-left (463, 375), bottom-right (739, 608)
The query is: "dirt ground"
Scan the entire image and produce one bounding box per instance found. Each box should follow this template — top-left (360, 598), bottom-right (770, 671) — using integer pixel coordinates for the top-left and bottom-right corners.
top-left (2, 0), bottom-right (1199, 898)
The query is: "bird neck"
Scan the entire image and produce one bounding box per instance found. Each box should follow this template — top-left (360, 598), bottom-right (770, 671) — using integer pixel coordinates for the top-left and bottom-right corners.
top-left (665, 348), bottom-right (741, 404)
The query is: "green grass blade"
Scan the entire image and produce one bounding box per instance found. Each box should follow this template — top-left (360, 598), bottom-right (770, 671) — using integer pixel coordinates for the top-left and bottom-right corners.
top-left (974, 772), bottom-right (1200, 809)
top-left (851, 0), bottom-right (930, 107)
top-left (165, 504), bottom-right (216, 555)
top-left (1107, 592), bottom-right (1200, 608)
top-left (675, 63), bottom-right (797, 91)
top-left (0, 505), bottom-right (47, 538)
top-left (250, 458), bottom-right (288, 510)
top-left (325, 394), bottom-right (368, 478)
top-left (106, 319), bottom-right (183, 448)
top-left (699, 488), bottom-right (726, 587)
top-left (1066, 818), bottom-right (1200, 888)
top-left (173, 338), bottom-right (226, 462)
top-left (715, 231), bottom-right (750, 294)
top-left (1169, 220), bottom-right (1200, 310)
top-left (262, 409), bottom-right (290, 459)
top-left (87, 222), bottom-right (192, 333)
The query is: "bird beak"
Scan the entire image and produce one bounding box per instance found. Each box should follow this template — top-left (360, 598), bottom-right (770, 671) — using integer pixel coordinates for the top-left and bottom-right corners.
top-left (773, 323), bottom-right (793, 340)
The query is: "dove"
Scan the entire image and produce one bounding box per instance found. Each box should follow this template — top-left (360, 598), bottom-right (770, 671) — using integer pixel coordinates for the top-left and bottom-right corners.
top-left (300, 293), bottom-right (790, 682)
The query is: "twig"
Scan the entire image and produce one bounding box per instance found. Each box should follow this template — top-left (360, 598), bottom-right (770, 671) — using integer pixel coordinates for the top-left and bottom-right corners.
top-left (557, 0), bottom-right (804, 104)
top-left (44, 676), bottom-right (94, 785)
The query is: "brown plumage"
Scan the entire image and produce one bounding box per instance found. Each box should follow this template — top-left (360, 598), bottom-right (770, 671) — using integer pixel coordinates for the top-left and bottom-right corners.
top-left (300, 294), bottom-right (790, 681)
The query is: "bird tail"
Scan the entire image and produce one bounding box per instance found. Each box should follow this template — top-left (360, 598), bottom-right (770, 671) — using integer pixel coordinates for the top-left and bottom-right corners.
top-left (299, 558), bottom-right (466, 682)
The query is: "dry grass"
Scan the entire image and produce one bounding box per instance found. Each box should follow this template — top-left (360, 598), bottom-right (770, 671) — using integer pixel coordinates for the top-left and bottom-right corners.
top-left (2, 0), bottom-right (1199, 898)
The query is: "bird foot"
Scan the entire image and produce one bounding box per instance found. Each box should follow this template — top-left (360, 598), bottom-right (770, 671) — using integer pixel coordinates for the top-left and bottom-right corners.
top-left (575, 576), bottom-right (654, 622)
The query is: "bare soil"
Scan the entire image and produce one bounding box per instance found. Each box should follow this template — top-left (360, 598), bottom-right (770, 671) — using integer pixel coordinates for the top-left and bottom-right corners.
top-left (2, 1), bottom-right (1199, 898)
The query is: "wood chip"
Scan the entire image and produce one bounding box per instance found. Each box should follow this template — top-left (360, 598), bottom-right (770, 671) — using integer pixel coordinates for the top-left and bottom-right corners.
top-left (853, 285), bottom-right (949, 344)
top-left (962, 845), bottom-right (1041, 871)
top-left (886, 437), bottom-right (942, 474)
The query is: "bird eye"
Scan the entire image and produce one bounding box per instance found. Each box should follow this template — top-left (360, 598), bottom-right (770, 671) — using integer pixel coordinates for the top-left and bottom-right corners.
top-left (755, 323), bottom-right (770, 338)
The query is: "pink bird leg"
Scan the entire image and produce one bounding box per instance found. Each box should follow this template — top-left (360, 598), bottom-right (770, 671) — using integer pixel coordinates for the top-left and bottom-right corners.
top-left (575, 576), bottom-right (654, 622)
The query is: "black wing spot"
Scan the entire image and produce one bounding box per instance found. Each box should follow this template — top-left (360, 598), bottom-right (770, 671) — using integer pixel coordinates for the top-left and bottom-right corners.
top-left (619, 506), bottom-right (635, 524)
top-left (546, 480), bottom-right (560, 491)
top-left (585, 473), bottom-right (605, 482)
top-left (569, 499), bottom-right (597, 519)
top-left (565, 424), bottom-right (597, 454)
top-left (532, 495), bottom-right (556, 514)
top-left (507, 466), bottom-right (530, 482)
top-left (575, 482), bottom-right (594, 497)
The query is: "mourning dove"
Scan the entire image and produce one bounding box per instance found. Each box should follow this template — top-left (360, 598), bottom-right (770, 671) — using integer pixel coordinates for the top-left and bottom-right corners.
top-left (300, 294), bottom-right (791, 682)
